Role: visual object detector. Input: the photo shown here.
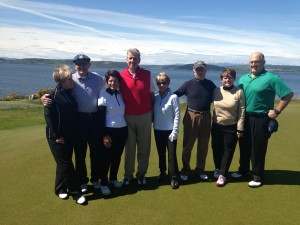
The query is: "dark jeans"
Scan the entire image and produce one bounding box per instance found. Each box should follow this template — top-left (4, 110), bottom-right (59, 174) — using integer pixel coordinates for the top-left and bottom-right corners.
top-left (238, 115), bottom-right (269, 182)
top-left (211, 123), bottom-right (238, 177)
top-left (47, 135), bottom-right (80, 195)
top-left (154, 129), bottom-right (179, 177)
top-left (100, 126), bottom-right (128, 185)
top-left (74, 112), bottom-right (102, 184)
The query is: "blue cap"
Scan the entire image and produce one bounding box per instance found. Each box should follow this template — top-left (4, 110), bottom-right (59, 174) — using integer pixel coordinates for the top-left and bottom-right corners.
top-left (73, 54), bottom-right (90, 63)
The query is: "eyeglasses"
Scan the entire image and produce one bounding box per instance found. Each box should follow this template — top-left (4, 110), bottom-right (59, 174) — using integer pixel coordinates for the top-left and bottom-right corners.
top-left (195, 67), bottom-right (206, 72)
top-left (157, 82), bottom-right (169, 86)
top-left (249, 60), bottom-right (262, 65)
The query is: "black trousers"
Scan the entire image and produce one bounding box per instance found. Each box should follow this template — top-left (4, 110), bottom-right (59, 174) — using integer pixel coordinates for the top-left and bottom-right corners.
top-left (211, 123), bottom-right (238, 177)
top-left (100, 126), bottom-right (128, 185)
top-left (238, 115), bottom-right (269, 182)
top-left (154, 130), bottom-right (179, 177)
top-left (74, 112), bottom-right (102, 184)
top-left (47, 135), bottom-right (80, 195)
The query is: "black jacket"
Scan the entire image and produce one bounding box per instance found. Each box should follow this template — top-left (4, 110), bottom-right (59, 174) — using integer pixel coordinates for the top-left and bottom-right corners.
top-left (44, 87), bottom-right (77, 140)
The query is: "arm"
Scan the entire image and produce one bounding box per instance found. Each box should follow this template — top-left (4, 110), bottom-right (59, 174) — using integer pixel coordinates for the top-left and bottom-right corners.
top-left (237, 89), bottom-right (245, 139)
top-left (162, 94), bottom-right (178, 113)
top-left (169, 96), bottom-right (180, 142)
top-left (44, 102), bottom-right (62, 143)
top-left (268, 92), bottom-right (294, 119)
top-left (173, 82), bottom-right (186, 97)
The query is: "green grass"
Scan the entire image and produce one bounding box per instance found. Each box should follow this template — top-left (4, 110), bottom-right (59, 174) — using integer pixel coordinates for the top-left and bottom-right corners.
top-left (0, 100), bottom-right (300, 225)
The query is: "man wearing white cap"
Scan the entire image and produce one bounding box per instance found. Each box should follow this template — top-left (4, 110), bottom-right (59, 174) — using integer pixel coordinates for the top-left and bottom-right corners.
top-left (174, 61), bottom-right (216, 181)
top-left (42, 54), bottom-right (106, 193)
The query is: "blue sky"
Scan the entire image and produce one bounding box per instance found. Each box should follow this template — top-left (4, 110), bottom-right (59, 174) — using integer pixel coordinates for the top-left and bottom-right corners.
top-left (1, 0), bottom-right (300, 65)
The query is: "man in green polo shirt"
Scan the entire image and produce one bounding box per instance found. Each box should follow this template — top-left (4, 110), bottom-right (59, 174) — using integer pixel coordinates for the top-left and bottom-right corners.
top-left (231, 52), bottom-right (294, 188)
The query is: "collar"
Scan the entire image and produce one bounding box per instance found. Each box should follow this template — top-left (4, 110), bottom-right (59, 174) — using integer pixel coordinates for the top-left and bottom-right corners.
top-left (127, 66), bottom-right (140, 76)
top-left (159, 88), bottom-right (170, 97)
top-left (75, 72), bottom-right (90, 80)
top-left (223, 85), bottom-right (234, 91)
top-left (106, 88), bottom-right (119, 96)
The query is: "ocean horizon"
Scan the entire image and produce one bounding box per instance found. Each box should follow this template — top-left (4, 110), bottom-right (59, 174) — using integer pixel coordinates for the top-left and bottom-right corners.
top-left (0, 63), bottom-right (299, 99)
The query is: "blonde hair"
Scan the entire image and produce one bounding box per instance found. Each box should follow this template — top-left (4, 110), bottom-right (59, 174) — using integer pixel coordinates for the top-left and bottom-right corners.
top-left (52, 65), bottom-right (72, 85)
top-left (156, 72), bottom-right (170, 84)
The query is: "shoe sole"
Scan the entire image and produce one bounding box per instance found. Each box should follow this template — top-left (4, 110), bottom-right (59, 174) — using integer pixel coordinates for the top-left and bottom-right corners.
top-left (248, 184), bottom-right (262, 188)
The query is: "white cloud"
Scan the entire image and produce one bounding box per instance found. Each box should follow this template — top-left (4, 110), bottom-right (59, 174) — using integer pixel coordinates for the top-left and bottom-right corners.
top-left (0, 0), bottom-right (300, 65)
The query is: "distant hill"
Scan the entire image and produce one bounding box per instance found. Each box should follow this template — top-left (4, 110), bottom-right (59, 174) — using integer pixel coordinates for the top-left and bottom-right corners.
top-left (1, 58), bottom-right (300, 72)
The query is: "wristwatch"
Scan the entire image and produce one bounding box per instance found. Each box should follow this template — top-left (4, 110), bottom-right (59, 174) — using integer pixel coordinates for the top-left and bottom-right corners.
top-left (274, 109), bottom-right (281, 115)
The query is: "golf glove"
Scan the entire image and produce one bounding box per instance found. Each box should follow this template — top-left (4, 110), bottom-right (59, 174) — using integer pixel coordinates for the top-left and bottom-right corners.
top-left (169, 130), bottom-right (178, 142)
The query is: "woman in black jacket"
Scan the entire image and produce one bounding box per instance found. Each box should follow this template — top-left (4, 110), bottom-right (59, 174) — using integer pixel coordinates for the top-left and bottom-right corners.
top-left (44, 65), bottom-right (86, 205)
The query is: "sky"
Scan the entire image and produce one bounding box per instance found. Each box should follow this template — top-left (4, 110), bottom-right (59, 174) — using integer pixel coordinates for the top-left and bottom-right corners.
top-left (1, 0), bottom-right (300, 65)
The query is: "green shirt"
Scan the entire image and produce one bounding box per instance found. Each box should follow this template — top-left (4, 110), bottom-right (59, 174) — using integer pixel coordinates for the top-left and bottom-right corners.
top-left (238, 70), bottom-right (292, 114)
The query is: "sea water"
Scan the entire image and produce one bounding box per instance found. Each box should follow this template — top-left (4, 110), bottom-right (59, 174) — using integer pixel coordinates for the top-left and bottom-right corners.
top-left (0, 63), bottom-right (299, 99)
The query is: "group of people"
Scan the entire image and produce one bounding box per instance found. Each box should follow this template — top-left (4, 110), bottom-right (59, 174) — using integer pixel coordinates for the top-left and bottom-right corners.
top-left (43, 49), bottom-right (293, 205)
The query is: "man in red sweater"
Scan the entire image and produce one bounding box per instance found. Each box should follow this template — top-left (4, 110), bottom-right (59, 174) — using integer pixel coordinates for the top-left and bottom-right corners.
top-left (119, 48), bottom-right (156, 186)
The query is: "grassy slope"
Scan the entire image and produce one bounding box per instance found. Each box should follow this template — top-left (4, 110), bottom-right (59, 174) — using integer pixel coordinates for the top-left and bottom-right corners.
top-left (0, 100), bottom-right (299, 225)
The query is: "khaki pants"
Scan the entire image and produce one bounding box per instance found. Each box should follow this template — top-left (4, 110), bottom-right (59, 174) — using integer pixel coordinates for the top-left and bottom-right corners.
top-left (124, 111), bottom-right (152, 178)
top-left (181, 110), bottom-right (211, 175)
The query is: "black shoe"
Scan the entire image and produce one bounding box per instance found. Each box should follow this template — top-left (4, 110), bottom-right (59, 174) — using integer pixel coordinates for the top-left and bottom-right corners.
top-left (171, 178), bottom-right (179, 189)
top-left (138, 176), bottom-right (146, 185)
top-left (157, 172), bottom-right (167, 181)
top-left (231, 171), bottom-right (250, 179)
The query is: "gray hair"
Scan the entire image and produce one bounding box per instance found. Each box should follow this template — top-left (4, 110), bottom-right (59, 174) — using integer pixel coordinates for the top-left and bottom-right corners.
top-left (127, 48), bottom-right (141, 57)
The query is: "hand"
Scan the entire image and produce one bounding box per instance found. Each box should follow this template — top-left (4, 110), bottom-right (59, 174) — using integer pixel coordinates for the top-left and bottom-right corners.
top-left (41, 94), bottom-right (52, 106)
top-left (55, 137), bottom-right (65, 144)
top-left (168, 131), bottom-right (178, 142)
top-left (103, 136), bottom-right (112, 148)
top-left (268, 109), bottom-right (278, 119)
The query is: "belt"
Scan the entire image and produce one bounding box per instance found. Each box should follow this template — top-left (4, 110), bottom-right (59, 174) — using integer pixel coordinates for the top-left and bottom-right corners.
top-left (246, 112), bottom-right (267, 117)
top-left (78, 111), bottom-right (98, 116)
top-left (188, 108), bottom-right (210, 115)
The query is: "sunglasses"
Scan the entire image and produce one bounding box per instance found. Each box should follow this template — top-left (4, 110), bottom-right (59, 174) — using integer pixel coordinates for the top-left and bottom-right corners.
top-left (157, 82), bottom-right (169, 86)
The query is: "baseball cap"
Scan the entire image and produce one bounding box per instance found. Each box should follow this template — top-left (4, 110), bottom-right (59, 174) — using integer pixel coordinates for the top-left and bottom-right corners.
top-left (193, 61), bottom-right (207, 70)
top-left (73, 54), bottom-right (91, 63)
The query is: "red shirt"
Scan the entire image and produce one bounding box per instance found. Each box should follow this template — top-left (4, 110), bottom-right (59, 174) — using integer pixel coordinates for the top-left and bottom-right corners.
top-left (120, 67), bottom-right (152, 115)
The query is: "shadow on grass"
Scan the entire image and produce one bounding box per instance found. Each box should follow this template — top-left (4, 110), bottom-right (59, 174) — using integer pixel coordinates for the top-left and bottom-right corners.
top-left (264, 170), bottom-right (300, 185)
top-left (85, 177), bottom-right (164, 201)
top-left (226, 170), bottom-right (300, 186)
top-left (85, 173), bottom-right (214, 202)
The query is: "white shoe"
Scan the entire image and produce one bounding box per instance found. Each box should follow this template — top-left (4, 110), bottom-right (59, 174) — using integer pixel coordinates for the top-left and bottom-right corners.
top-left (216, 175), bottom-right (227, 187)
top-left (180, 175), bottom-right (189, 181)
top-left (248, 180), bottom-right (262, 188)
top-left (58, 193), bottom-right (68, 199)
top-left (109, 180), bottom-right (123, 188)
top-left (100, 186), bottom-right (111, 196)
top-left (214, 169), bottom-right (220, 179)
top-left (199, 174), bottom-right (208, 180)
top-left (92, 181), bottom-right (101, 189)
top-left (76, 196), bottom-right (86, 205)
top-left (80, 184), bottom-right (88, 193)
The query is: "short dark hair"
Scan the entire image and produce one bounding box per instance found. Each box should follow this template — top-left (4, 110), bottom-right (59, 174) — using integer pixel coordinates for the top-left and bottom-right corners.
top-left (104, 70), bottom-right (121, 83)
top-left (220, 68), bottom-right (236, 80)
